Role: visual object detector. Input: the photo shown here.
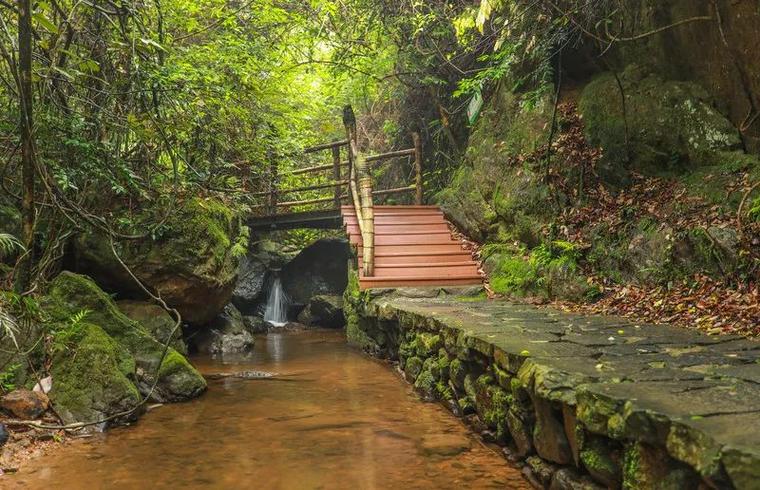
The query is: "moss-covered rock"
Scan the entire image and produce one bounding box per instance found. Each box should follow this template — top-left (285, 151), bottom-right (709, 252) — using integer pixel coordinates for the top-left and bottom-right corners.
top-left (623, 441), bottom-right (700, 490)
top-left (117, 300), bottom-right (187, 355)
top-left (579, 65), bottom-right (742, 184)
top-left (580, 434), bottom-right (623, 488)
top-left (49, 323), bottom-right (142, 428)
top-left (74, 197), bottom-right (240, 325)
top-left (413, 357), bottom-right (437, 400)
top-left (46, 272), bottom-right (206, 402)
top-left (436, 166), bottom-right (493, 241)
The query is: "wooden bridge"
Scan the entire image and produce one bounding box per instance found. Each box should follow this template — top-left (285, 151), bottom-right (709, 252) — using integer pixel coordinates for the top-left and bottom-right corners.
top-left (248, 107), bottom-right (482, 290)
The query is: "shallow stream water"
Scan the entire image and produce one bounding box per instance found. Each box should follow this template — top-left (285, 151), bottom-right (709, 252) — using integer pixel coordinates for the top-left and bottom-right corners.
top-left (10, 330), bottom-right (527, 489)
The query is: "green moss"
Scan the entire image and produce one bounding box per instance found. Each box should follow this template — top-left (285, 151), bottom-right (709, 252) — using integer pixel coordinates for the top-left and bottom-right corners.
top-left (449, 358), bottom-right (466, 390)
top-left (413, 358), bottom-right (437, 397)
top-left (343, 268), bottom-right (377, 351)
top-left (580, 67), bottom-right (742, 184)
top-left (580, 435), bottom-right (623, 487)
top-left (489, 254), bottom-right (540, 296)
top-left (414, 333), bottom-right (442, 358)
top-left (404, 356), bottom-right (424, 381)
top-left (50, 323), bottom-right (142, 426)
top-left (45, 272), bottom-right (206, 402)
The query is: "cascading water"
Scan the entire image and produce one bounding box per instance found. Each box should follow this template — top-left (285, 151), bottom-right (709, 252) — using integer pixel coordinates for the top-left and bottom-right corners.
top-left (263, 276), bottom-right (288, 327)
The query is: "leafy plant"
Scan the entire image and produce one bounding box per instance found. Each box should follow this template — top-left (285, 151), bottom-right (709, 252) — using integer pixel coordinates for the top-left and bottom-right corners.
top-left (0, 363), bottom-right (20, 393)
top-left (50, 309), bottom-right (91, 355)
top-left (0, 233), bottom-right (24, 259)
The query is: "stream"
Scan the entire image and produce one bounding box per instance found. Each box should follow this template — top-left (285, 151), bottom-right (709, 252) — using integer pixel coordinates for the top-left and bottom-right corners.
top-left (9, 329), bottom-right (527, 489)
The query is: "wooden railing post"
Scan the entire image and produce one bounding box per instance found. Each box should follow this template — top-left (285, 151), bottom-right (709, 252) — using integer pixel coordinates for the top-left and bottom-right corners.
top-left (267, 147), bottom-right (278, 215)
top-left (412, 132), bottom-right (423, 205)
top-left (332, 145), bottom-right (342, 208)
top-left (343, 105), bottom-right (375, 277)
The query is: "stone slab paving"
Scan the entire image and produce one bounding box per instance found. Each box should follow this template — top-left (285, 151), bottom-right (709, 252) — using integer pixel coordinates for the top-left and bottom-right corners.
top-left (361, 289), bottom-right (760, 489)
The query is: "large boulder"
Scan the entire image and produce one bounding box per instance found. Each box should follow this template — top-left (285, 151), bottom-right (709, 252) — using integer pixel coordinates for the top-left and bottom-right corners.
top-left (296, 295), bottom-right (345, 328)
top-left (45, 272), bottom-right (206, 403)
top-left (191, 303), bottom-right (255, 357)
top-left (281, 239), bottom-right (350, 309)
top-left (580, 65), bottom-right (743, 184)
top-left (231, 241), bottom-right (289, 314)
top-left (117, 300), bottom-right (187, 355)
top-left (49, 322), bottom-right (142, 428)
top-left (73, 197), bottom-right (240, 325)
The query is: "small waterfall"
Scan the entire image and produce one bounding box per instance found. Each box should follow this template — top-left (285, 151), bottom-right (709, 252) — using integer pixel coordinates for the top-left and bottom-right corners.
top-left (263, 276), bottom-right (288, 327)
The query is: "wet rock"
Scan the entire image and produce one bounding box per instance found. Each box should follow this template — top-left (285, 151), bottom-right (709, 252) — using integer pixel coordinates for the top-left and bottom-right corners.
top-left (550, 468), bottom-right (605, 490)
top-left (243, 315), bottom-right (268, 334)
top-left (195, 304), bottom-right (255, 357)
top-left (117, 300), bottom-right (187, 355)
top-left (420, 433), bottom-right (472, 456)
top-left (507, 409), bottom-right (534, 458)
top-left (281, 239), bottom-right (350, 307)
top-left (0, 424), bottom-right (7, 446)
top-left (297, 295), bottom-right (345, 328)
top-left (413, 358), bottom-right (438, 400)
top-left (623, 441), bottom-right (700, 490)
top-left (45, 272), bottom-right (206, 404)
top-left (0, 389), bottom-right (49, 419)
top-left (533, 396), bottom-right (573, 465)
top-left (232, 242), bottom-right (289, 314)
top-left (526, 455), bottom-right (558, 486)
top-left (580, 434), bottom-right (622, 488)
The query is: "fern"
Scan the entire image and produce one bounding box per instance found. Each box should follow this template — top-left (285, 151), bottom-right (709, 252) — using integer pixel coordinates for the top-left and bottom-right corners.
top-left (50, 308), bottom-right (91, 354)
top-left (231, 225), bottom-right (250, 258)
top-left (0, 233), bottom-right (24, 259)
top-left (0, 305), bottom-right (19, 348)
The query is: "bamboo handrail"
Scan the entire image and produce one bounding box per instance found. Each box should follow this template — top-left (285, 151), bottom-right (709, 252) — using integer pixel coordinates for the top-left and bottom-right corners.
top-left (251, 180), bottom-right (348, 196)
top-left (303, 139), bottom-right (349, 153)
top-left (365, 148), bottom-right (415, 163)
top-left (372, 185), bottom-right (416, 197)
top-left (290, 162), bottom-right (349, 176)
top-left (344, 105), bottom-right (374, 277)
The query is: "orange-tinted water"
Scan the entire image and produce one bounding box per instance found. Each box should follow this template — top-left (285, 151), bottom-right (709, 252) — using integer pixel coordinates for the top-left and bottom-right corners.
top-left (10, 330), bottom-right (528, 489)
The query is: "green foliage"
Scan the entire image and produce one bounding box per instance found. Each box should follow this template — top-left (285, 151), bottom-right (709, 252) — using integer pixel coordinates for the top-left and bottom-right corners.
top-left (50, 309), bottom-right (91, 355)
top-left (0, 233), bottom-right (24, 260)
top-left (0, 363), bottom-right (20, 393)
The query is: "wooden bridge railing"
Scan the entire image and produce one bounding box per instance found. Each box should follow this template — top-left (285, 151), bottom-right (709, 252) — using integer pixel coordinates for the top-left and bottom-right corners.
top-left (251, 106), bottom-right (424, 277)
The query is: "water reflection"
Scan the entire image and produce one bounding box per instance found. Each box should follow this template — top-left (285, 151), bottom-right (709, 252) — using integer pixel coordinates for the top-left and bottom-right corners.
top-left (266, 332), bottom-right (285, 366)
top-left (11, 330), bottom-right (527, 489)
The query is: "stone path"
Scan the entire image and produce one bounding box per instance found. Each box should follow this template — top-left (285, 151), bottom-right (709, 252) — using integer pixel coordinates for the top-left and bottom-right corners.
top-left (357, 288), bottom-right (760, 489)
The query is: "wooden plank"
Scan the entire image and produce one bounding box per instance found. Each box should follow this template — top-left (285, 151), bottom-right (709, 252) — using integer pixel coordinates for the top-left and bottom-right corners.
top-left (359, 277), bottom-right (482, 289)
top-left (357, 243), bottom-right (465, 254)
top-left (346, 223), bottom-right (450, 234)
top-left (370, 234), bottom-right (459, 245)
top-left (361, 254), bottom-right (474, 265)
top-left (371, 265), bottom-right (480, 278)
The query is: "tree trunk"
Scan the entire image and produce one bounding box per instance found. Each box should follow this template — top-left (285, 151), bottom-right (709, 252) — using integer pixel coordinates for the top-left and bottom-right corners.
top-left (15, 0), bottom-right (35, 292)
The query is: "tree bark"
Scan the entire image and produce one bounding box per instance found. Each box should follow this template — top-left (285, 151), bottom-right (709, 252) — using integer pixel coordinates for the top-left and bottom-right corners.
top-left (15, 0), bottom-right (35, 292)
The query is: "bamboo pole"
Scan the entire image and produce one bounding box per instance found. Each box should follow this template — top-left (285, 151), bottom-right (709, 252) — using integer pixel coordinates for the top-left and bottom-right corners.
top-left (413, 132), bottom-right (423, 205)
top-left (344, 105), bottom-right (374, 277)
top-left (290, 162), bottom-right (349, 176)
top-left (333, 146), bottom-right (342, 208)
top-left (365, 148), bottom-right (415, 163)
top-left (303, 139), bottom-right (349, 153)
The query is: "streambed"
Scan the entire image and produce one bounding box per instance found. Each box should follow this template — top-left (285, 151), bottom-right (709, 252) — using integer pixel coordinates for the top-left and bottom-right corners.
top-left (10, 329), bottom-right (527, 489)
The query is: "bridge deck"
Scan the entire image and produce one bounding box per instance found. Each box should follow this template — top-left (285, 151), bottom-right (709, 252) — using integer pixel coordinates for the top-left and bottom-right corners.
top-left (340, 205), bottom-right (483, 289)
top-left (248, 209), bottom-right (343, 231)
